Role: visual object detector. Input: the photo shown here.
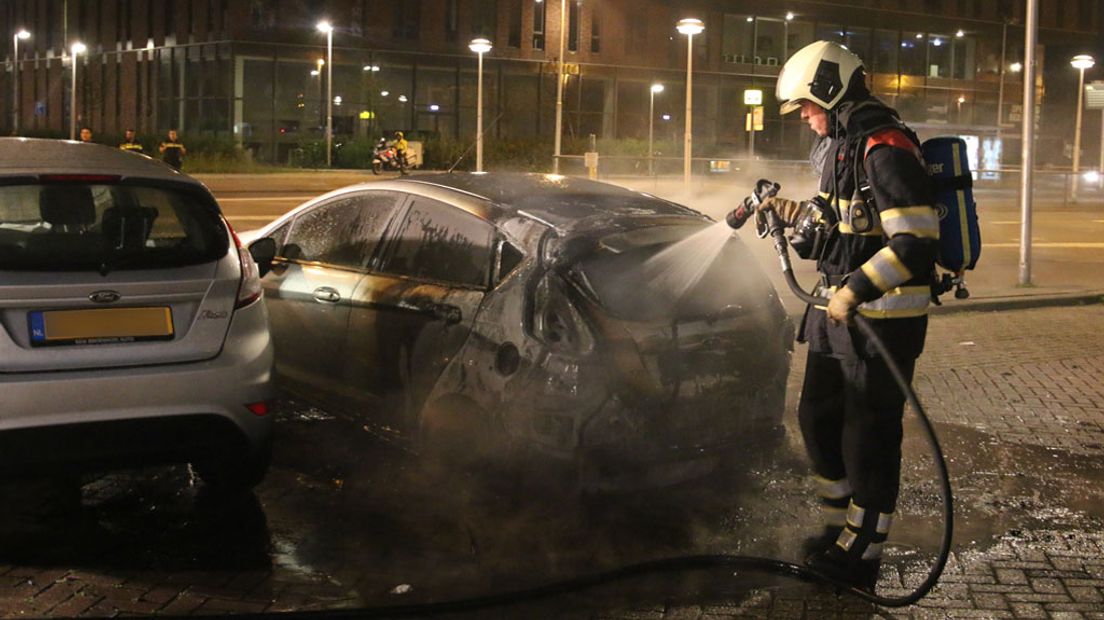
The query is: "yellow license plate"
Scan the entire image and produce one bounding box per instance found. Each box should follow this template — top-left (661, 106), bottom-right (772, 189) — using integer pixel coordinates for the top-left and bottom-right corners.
top-left (29, 307), bottom-right (174, 346)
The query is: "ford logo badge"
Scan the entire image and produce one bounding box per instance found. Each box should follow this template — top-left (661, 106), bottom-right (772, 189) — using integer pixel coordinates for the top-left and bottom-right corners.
top-left (89, 290), bottom-right (121, 304)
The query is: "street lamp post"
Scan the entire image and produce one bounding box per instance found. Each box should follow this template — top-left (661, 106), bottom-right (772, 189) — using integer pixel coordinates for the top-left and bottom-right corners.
top-left (1070, 54), bottom-right (1095, 202)
top-left (317, 21), bottom-right (334, 167)
top-left (648, 83), bottom-right (664, 176)
top-left (676, 18), bottom-right (704, 193)
top-left (553, 0), bottom-right (568, 174)
top-left (68, 41), bottom-right (85, 141)
top-left (12, 30), bottom-right (30, 135)
top-left (469, 38), bottom-right (492, 172)
top-left (1018, 0), bottom-right (1038, 286)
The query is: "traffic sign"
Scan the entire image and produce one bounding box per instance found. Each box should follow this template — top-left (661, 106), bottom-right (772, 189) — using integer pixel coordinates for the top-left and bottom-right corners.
top-left (744, 89), bottom-right (763, 106)
top-left (1087, 81), bottom-right (1104, 110)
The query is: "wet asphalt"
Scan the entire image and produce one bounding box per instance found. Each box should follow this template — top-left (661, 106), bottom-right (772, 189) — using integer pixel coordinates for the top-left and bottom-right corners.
top-left (0, 305), bottom-right (1103, 618)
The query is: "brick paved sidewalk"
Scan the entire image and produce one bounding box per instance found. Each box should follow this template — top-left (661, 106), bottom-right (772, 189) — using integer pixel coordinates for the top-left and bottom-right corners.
top-left (611, 305), bottom-right (1104, 619)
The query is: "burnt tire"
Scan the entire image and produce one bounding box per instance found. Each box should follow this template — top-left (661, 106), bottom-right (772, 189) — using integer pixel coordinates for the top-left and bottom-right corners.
top-left (194, 440), bottom-right (271, 495)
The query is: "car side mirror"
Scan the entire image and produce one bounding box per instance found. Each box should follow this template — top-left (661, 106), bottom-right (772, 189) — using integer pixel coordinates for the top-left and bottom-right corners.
top-left (248, 237), bottom-right (278, 278)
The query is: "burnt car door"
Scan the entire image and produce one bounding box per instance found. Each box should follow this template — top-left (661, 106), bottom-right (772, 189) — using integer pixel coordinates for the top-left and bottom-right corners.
top-left (262, 191), bottom-right (406, 397)
top-left (343, 196), bottom-right (492, 430)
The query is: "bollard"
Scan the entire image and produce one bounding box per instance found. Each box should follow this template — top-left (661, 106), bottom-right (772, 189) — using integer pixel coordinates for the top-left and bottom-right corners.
top-left (585, 133), bottom-right (599, 180)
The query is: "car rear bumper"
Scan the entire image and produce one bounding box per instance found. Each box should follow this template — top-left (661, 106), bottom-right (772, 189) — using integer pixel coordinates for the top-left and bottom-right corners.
top-left (0, 300), bottom-right (274, 474)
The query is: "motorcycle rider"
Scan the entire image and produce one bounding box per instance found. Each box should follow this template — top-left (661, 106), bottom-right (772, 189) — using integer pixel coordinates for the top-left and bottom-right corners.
top-left (754, 41), bottom-right (939, 590)
top-left (390, 130), bottom-right (409, 175)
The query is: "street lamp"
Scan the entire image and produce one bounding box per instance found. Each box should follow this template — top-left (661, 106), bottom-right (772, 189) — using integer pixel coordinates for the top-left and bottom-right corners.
top-left (552, 0), bottom-right (569, 174)
top-left (1070, 54), bottom-right (1095, 202)
top-left (68, 41), bottom-right (86, 141)
top-left (469, 37), bottom-right (492, 172)
top-left (12, 29), bottom-right (30, 135)
top-left (648, 83), bottom-right (664, 176)
top-left (317, 20), bottom-right (334, 167)
top-left (676, 17), bottom-right (704, 193)
top-left (957, 95), bottom-right (966, 122)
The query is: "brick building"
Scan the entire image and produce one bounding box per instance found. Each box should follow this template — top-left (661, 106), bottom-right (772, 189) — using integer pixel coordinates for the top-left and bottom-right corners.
top-left (1, 1), bottom-right (1101, 165)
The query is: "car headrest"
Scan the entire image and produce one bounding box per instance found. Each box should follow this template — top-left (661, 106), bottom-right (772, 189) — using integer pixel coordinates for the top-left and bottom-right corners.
top-left (102, 206), bottom-right (159, 250)
top-left (40, 185), bottom-right (97, 229)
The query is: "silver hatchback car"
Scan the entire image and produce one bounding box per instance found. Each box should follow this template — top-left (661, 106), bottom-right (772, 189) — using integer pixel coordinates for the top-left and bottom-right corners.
top-left (0, 138), bottom-right (275, 492)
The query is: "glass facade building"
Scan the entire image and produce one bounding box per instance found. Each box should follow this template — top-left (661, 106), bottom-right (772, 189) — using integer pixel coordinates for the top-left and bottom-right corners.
top-left (1, 0), bottom-right (1100, 163)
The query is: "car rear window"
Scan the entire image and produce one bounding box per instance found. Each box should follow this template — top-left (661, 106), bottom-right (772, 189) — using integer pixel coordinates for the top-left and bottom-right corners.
top-left (0, 182), bottom-right (228, 272)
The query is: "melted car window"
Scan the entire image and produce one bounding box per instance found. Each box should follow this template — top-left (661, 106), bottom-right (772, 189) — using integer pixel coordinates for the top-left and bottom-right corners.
top-left (284, 192), bottom-right (402, 269)
top-left (381, 198), bottom-right (494, 288)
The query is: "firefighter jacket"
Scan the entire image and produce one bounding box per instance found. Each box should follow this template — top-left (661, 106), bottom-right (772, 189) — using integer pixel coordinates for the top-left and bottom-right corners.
top-left (119, 140), bottom-right (144, 154)
top-left (801, 97), bottom-right (939, 361)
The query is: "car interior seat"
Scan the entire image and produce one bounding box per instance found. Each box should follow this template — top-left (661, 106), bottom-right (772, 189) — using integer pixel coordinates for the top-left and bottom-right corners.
top-left (101, 205), bottom-right (159, 251)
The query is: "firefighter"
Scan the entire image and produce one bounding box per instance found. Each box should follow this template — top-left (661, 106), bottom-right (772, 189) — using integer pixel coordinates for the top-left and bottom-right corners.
top-left (119, 129), bottom-right (144, 154)
top-left (755, 41), bottom-right (939, 590)
top-left (159, 129), bottom-right (187, 171)
top-left (390, 130), bottom-right (409, 175)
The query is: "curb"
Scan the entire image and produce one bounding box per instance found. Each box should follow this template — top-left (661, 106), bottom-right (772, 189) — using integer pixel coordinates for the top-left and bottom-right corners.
top-left (930, 291), bottom-right (1104, 314)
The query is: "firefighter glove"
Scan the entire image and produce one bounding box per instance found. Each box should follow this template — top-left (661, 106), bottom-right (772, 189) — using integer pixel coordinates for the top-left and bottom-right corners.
top-left (757, 196), bottom-right (803, 228)
top-left (826, 285), bottom-right (860, 326)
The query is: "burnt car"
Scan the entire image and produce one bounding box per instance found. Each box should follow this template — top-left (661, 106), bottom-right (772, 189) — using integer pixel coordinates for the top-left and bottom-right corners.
top-left (246, 173), bottom-right (791, 486)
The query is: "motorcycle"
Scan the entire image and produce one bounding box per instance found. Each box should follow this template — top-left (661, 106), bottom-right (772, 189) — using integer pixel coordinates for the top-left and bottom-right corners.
top-left (371, 138), bottom-right (406, 175)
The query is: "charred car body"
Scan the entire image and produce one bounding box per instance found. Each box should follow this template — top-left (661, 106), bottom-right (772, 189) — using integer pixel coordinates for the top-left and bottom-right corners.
top-left (248, 173), bottom-right (791, 485)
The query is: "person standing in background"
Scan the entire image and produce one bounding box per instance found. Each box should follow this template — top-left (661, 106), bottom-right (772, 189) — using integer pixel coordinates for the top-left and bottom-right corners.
top-left (159, 129), bottom-right (186, 170)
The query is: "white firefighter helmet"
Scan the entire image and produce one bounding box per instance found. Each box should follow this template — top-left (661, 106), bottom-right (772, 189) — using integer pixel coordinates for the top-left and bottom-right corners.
top-left (776, 40), bottom-right (864, 115)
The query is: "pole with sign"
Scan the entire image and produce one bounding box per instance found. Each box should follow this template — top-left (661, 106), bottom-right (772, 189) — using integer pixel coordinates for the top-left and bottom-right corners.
top-left (744, 89), bottom-right (763, 159)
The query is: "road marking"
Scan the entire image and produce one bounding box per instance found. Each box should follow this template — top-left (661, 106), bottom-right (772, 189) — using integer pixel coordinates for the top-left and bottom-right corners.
top-left (217, 196), bottom-right (314, 203)
top-left (225, 215), bottom-right (282, 221)
top-left (988, 242), bottom-right (1104, 248)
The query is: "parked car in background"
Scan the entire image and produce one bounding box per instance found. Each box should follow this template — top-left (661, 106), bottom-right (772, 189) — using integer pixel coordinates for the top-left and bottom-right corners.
top-left (0, 138), bottom-right (276, 492)
top-left (245, 173), bottom-right (791, 487)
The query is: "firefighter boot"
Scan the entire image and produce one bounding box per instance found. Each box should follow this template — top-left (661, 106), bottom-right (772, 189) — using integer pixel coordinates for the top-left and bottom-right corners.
top-left (805, 500), bottom-right (890, 592)
top-left (801, 476), bottom-right (851, 557)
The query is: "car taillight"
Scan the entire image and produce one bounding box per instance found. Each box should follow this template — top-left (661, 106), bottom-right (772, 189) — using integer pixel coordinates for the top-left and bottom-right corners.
top-left (532, 274), bottom-right (595, 355)
top-left (225, 218), bottom-right (263, 309)
top-left (245, 401), bottom-right (270, 416)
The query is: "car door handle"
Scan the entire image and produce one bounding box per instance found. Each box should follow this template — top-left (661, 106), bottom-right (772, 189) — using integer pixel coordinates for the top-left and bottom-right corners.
top-left (312, 287), bottom-right (341, 303)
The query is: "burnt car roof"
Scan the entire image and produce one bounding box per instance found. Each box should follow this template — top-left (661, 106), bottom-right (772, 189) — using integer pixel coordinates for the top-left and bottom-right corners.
top-left (401, 172), bottom-right (704, 230)
top-left (0, 137), bottom-right (189, 184)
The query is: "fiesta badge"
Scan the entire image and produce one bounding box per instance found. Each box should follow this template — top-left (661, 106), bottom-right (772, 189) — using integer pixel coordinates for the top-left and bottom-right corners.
top-left (89, 290), bottom-right (121, 304)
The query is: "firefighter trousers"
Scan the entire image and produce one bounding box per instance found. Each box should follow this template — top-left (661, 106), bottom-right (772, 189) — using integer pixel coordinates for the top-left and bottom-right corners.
top-left (797, 349), bottom-right (917, 515)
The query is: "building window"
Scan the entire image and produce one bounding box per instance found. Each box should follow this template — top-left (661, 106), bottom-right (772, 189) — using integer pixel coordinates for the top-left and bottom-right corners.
top-left (472, 0), bottom-right (497, 38)
top-left (165, 0), bottom-right (176, 37)
top-left (952, 36), bottom-right (975, 79)
top-left (508, 0), bottom-right (522, 47)
top-left (871, 29), bottom-right (899, 75)
top-left (568, 0), bottom-right (580, 52)
top-left (900, 32), bottom-right (926, 76)
top-left (590, 5), bottom-right (601, 52)
top-left (120, 0), bottom-right (133, 43)
top-left (755, 18), bottom-right (786, 66)
top-left (445, 0), bottom-right (459, 42)
top-left (393, 2), bottom-right (420, 40)
top-left (844, 28), bottom-right (871, 63)
top-left (927, 34), bottom-right (951, 78)
top-left (722, 15), bottom-right (754, 64)
top-left (532, 0), bottom-right (546, 49)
